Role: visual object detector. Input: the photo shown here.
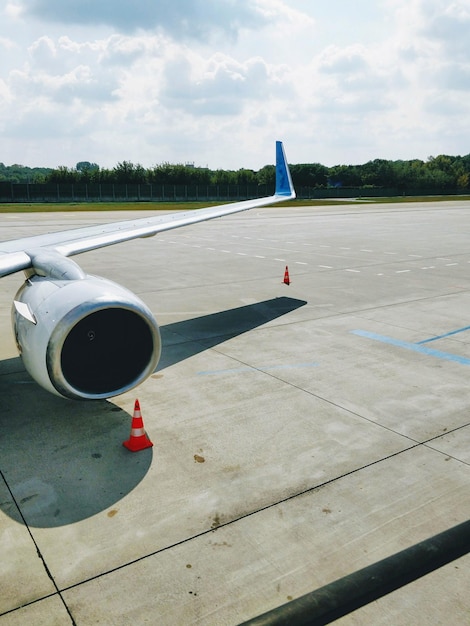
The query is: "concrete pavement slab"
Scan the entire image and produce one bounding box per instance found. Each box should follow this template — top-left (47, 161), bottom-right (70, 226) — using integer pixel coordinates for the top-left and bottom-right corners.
top-left (0, 595), bottom-right (72, 625)
top-left (62, 445), bottom-right (469, 625)
top-left (0, 478), bottom-right (56, 614)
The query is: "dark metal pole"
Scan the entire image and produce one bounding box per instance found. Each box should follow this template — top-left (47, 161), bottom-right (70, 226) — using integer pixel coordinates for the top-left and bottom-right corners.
top-left (240, 519), bottom-right (470, 626)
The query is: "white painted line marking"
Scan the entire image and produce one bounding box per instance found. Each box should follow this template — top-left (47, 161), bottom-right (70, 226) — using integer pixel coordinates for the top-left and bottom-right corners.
top-left (319, 265), bottom-right (333, 269)
top-left (437, 257), bottom-right (452, 261)
top-left (361, 249), bottom-right (373, 252)
top-left (408, 254), bottom-right (422, 258)
top-left (384, 252), bottom-right (397, 255)
top-left (274, 258), bottom-right (286, 262)
top-left (421, 266), bottom-right (435, 270)
top-left (446, 263), bottom-right (458, 266)
top-left (295, 261), bottom-right (308, 265)
top-left (255, 255), bottom-right (265, 259)
top-left (340, 247), bottom-right (351, 250)
top-left (221, 250), bottom-right (231, 253)
top-left (346, 269), bottom-right (360, 273)
top-left (396, 269), bottom-right (411, 273)
top-left (237, 252), bottom-right (247, 256)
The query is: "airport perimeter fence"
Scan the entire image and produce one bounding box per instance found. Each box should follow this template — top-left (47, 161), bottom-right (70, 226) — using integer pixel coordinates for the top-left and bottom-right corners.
top-left (0, 182), bottom-right (272, 203)
top-left (0, 181), bottom-right (465, 203)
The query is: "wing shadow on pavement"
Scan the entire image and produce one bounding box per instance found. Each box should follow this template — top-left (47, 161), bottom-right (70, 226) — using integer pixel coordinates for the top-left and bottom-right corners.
top-left (158, 296), bottom-right (307, 371)
top-left (0, 297), bottom-right (306, 528)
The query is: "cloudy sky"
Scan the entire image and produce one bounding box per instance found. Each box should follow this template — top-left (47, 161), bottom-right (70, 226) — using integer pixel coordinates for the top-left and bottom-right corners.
top-left (1, 0), bottom-right (470, 170)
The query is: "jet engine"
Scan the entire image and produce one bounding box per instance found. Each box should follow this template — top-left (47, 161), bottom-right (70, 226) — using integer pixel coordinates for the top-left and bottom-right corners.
top-left (12, 273), bottom-right (161, 400)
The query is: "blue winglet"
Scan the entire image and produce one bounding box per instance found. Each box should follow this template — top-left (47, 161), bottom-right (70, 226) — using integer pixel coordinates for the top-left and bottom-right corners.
top-left (275, 141), bottom-right (296, 198)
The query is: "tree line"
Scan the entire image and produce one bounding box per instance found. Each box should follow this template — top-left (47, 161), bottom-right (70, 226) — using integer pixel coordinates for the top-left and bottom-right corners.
top-left (2, 153), bottom-right (470, 191)
top-left (0, 163), bottom-right (52, 184)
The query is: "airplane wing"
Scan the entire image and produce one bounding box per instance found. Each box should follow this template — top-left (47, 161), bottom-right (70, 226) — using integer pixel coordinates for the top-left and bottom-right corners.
top-left (0, 141), bottom-right (295, 278)
top-left (3, 142), bottom-right (296, 400)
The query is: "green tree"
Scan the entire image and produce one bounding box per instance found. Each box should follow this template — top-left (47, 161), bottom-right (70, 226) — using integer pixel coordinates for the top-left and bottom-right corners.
top-left (290, 163), bottom-right (328, 187)
top-left (256, 164), bottom-right (275, 186)
top-left (112, 161), bottom-right (146, 183)
top-left (46, 166), bottom-right (80, 183)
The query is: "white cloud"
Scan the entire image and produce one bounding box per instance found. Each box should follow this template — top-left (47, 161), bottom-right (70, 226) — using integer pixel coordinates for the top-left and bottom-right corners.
top-left (0, 36), bottom-right (16, 50)
top-left (1, 0), bottom-right (470, 169)
top-left (0, 78), bottom-right (12, 107)
top-left (9, 36), bottom-right (121, 105)
top-left (318, 45), bottom-right (369, 75)
top-left (5, 2), bottom-right (23, 19)
top-left (160, 52), bottom-right (292, 116)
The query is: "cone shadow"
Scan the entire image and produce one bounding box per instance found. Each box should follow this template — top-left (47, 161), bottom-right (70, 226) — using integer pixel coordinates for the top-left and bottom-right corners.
top-left (0, 358), bottom-right (151, 528)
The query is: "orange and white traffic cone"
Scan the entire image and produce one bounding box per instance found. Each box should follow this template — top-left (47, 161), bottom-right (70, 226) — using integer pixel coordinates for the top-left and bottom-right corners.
top-left (283, 266), bottom-right (290, 285)
top-left (123, 399), bottom-right (153, 452)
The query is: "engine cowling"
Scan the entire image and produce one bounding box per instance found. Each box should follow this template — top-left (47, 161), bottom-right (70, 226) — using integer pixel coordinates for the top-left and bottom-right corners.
top-left (12, 274), bottom-right (161, 400)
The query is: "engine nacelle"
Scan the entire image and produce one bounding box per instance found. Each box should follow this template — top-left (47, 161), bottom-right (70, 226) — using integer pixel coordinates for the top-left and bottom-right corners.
top-left (12, 274), bottom-right (161, 400)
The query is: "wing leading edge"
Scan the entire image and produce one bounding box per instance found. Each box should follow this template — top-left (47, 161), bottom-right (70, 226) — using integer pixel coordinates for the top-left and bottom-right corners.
top-left (0, 141), bottom-right (295, 278)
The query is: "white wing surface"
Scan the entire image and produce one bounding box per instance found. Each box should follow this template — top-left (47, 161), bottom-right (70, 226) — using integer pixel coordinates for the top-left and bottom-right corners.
top-left (0, 141), bottom-right (295, 278)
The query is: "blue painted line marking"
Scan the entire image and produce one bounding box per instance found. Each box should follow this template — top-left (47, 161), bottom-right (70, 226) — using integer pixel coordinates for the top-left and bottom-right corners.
top-left (416, 325), bottom-right (470, 344)
top-left (197, 362), bottom-right (319, 376)
top-left (351, 330), bottom-right (470, 366)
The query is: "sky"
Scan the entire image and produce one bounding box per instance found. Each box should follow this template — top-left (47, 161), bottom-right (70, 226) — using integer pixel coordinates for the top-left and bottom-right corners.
top-left (1, 0), bottom-right (470, 170)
